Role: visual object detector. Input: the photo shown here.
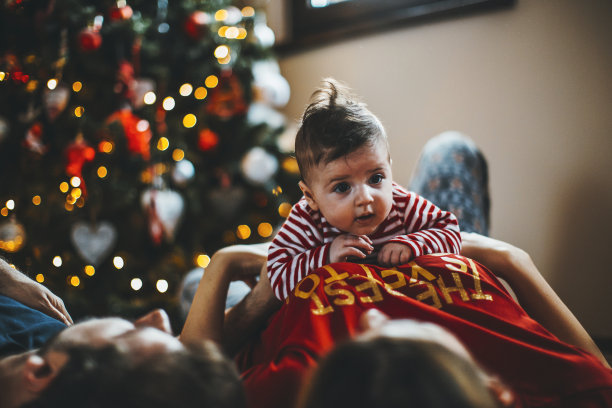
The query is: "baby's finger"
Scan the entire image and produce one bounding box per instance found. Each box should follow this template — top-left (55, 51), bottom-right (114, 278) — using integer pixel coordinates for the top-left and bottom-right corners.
top-left (377, 249), bottom-right (390, 266)
top-left (389, 249), bottom-right (401, 266)
top-left (342, 246), bottom-right (368, 260)
top-left (399, 250), bottom-right (411, 265)
top-left (349, 235), bottom-right (373, 252)
top-left (358, 235), bottom-right (373, 246)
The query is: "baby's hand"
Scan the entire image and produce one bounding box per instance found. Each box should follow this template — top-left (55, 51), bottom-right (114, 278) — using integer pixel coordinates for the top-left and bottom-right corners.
top-left (377, 242), bottom-right (412, 266)
top-left (329, 234), bottom-right (373, 263)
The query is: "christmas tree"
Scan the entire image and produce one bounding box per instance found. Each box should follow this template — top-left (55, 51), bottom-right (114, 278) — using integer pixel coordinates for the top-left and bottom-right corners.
top-left (0, 0), bottom-right (300, 327)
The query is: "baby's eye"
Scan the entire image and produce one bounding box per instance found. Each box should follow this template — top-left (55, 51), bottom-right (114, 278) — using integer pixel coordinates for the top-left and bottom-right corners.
top-left (333, 182), bottom-right (350, 193)
top-left (369, 174), bottom-right (384, 184)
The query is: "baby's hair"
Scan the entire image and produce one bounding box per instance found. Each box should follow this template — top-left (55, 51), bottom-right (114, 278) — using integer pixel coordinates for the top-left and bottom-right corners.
top-left (295, 78), bottom-right (387, 183)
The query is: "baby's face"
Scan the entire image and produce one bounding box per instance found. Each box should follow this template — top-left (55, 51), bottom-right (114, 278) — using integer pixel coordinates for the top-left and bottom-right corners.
top-left (300, 138), bottom-right (393, 236)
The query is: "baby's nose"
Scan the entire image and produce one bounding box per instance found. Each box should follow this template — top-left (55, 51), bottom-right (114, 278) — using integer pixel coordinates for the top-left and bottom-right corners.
top-left (355, 186), bottom-right (374, 205)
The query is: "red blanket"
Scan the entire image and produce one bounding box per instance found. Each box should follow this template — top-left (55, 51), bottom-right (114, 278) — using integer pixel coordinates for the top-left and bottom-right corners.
top-left (238, 254), bottom-right (612, 408)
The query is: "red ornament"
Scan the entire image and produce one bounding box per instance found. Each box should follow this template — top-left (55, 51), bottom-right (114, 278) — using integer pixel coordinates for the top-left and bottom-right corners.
top-left (109, 4), bottom-right (133, 21)
top-left (198, 129), bottom-right (219, 151)
top-left (106, 109), bottom-right (152, 160)
top-left (184, 10), bottom-right (211, 40)
top-left (23, 122), bottom-right (47, 155)
top-left (65, 135), bottom-right (96, 196)
top-left (78, 28), bottom-right (102, 51)
top-left (115, 60), bottom-right (135, 99)
top-left (206, 71), bottom-right (247, 119)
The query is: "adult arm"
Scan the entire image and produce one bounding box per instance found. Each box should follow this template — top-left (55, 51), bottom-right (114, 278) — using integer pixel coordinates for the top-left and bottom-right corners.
top-left (0, 258), bottom-right (72, 325)
top-left (180, 244), bottom-right (281, 354)
top-left (460, 232), bottom-right (609, 368)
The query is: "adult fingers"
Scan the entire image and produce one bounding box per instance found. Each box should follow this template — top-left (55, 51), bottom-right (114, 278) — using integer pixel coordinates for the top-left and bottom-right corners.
top-left (49, 295), bottom-right (73, 325)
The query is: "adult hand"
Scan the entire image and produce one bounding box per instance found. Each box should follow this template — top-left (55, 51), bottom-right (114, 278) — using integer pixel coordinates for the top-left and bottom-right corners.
top-left (329, 234), bottom-right (373, 263)
top-left (214, 243), bottom-right (269, 288)
top-left (0, 266), bottom-right (73, 326)
top-left (377, 242), bottom-right (412, 266)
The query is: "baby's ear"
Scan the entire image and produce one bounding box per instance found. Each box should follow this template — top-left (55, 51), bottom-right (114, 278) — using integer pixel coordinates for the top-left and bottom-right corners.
top-left (298, 181), bottom-right (319, 211)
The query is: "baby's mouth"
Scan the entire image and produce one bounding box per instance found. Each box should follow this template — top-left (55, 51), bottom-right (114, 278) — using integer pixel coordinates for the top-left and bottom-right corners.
top-left (355, 213), bottom-right (374, 222)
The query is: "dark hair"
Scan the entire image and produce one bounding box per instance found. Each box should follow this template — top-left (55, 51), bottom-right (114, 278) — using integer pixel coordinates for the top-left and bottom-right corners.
top-left (298, 337), bottom-right (503, 408)
top-left (295, 78), bottom-right (387, 182)
top-left (22, 341), bottom-right (246, 408)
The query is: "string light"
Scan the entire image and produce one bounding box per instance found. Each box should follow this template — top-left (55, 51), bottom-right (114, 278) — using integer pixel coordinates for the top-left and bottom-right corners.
top-left (53, 256), bottom-right (62, 267)
top-left (214, 45), bottom-right (229, 59)
top-left (65, 202), bottom-right (74, 211)
top-left (70, 276), bottom-right (81, 287)
top-left (5, 200), bottom-right (15, 210)
top-left (0, 72), bottom-right (6, 81)
top-left (26, 80), bottom-right (38, 92)
top-left (70, 176), bottom-right (81, 187)
top-left (74, 106), bottom-right (85, 117)
top-left (194, 87), bottom-right (207, 100)
top-left (131, 278), bottom-right (143, 291)
top-left (183, 114), bottom-right (197, 128)
top-left (282, 157), bottom-right (300, 174)
top-left (157, 137), bottom-right (170, 151)
top-left (156, 279), bottom-right (169, 293)
top-left (172, 149), bottom-right (185, 161)
top-left (136, 120), bottom-right (150, 132)
top-left (97, 166), bottom-right (108, 178)
top-left (72, 81), bottom-right (82, 92)
top-left (144, 91), bottom-right (156, 105)
top-left (241, 6), bottom-right (255, 17)
top-left (36, 273), bottom-right (44, 283)
top-left (0, 208), bottom-right (8, 217)
top-left (218, 26), bottom-right (229, 37)
top-left (59, 182), bottom-right (69, 193)
top-left (154, 163), bottom-right (167, 174)
top-left (278, 202), bottom-right (292, 217)
top-left (258, 222), bottom-right (273, 238)
top-left (113, 256), bottom-right (124, 269)
top-left (195, 254), bottom-right (210, 268)
top-left (84, 265), bottom-right (95, 276)
top-left (32, 195), bottom-right (41, 205)
top-left (162, 96), bottom-right (175, 111)
top-left (205, 75), bottom-right (219, 88)
top-left (236, 28), bottom-right (247, 40)
top-left (214, 9), bottom-right (228, 21)
top-left (179, 83), bottom-right (193, 96)
top-left (236, 224), bottom-right (251, 240)
top-left (47, 79), bottom-right (58, 90)
top-left (70, 188), bottom-right (82, 199)
top-left (225, 27), bottom-right (239, 39)
top-left (99, 141), bottom-right (114, 153)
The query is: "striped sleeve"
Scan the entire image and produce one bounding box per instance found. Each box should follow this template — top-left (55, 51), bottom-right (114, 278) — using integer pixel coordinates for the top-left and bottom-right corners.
top-left (389, 191), bottom-right (462, 257)
top-left (267, 202), bottom-right (330, 301)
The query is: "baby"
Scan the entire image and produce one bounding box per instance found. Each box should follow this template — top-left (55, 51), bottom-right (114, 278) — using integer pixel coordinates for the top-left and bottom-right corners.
top-left (267, 79), bottom-right (461, 300)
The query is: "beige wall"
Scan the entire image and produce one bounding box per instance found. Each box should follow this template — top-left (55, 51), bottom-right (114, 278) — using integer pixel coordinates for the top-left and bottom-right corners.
top-left (273, 0), bottom-right (612, 338)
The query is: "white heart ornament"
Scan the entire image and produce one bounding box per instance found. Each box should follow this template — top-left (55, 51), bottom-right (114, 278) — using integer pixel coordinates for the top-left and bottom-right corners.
top-left (71, 221), bottom-right (117, 265)
top-left (141, 189), bottom-right (184, 243)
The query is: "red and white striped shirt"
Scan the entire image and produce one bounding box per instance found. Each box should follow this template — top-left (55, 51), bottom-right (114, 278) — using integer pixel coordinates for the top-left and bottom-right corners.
top-left (267, 183), bottom-right (461, 300)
